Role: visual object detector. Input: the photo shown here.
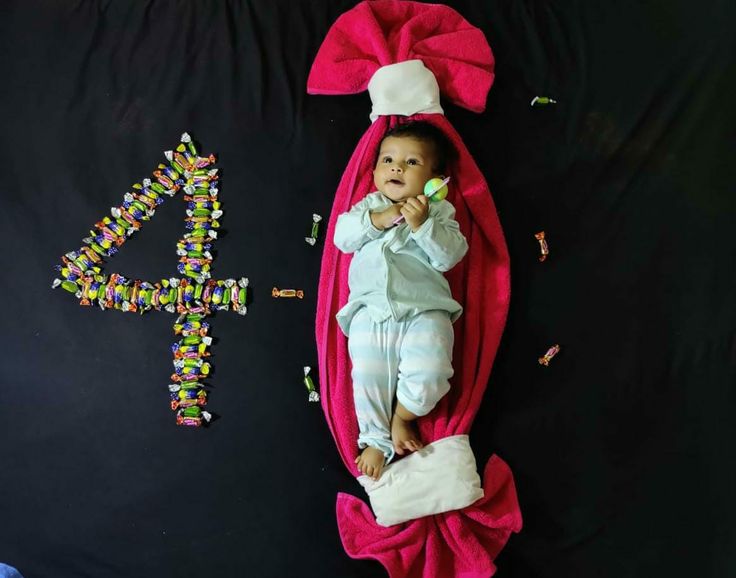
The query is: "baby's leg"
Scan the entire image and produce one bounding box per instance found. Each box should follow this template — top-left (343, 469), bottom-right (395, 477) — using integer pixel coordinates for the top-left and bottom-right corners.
top-left (394, 310), bottom-right (454, 454)
top-left (348, 310), bottom-right (399, 480)
top-left (391, 401), bottom-right (423, 455)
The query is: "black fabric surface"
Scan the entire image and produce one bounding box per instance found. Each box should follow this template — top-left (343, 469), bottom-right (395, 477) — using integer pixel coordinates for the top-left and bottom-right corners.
top-left (1, 1), bottom-right (735, 577)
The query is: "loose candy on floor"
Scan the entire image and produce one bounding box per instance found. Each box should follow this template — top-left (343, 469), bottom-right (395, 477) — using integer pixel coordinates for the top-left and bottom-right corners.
top-left (305, 213), bottom-right (323, 246)
top-left (303, 366), bottom-right (320, 402)
top-left (272, 287), bottom-right (304, 299)
top-left (530, 96), bottom-right (557, 106)
top-left (538, 344), bottom-right (561, 366)
top-left (535, 231), bottom-right (549, 262)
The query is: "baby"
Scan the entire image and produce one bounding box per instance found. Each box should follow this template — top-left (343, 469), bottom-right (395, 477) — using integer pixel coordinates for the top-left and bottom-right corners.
top-left (334, 121), bottom-right (469, 480)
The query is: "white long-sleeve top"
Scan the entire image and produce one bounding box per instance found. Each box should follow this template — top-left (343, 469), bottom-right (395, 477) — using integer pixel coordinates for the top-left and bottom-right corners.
top-left (334, 191), bottom-right (468, 335)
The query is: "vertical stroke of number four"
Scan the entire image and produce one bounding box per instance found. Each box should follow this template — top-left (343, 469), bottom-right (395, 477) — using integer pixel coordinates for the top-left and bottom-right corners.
top-left (53, 133), bottom-right (248, 427)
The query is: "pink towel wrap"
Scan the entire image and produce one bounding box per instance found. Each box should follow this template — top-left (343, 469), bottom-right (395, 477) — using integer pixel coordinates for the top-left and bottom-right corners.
top-left (308, 2), bottom-right (522, 576)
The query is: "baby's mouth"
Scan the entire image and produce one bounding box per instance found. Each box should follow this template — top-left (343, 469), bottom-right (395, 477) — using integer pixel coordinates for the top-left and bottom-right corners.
top-left (386, 178), bottom-right (404, 186)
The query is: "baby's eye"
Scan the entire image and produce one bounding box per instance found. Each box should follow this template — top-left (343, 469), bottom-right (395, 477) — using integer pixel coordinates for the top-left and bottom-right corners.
top-left (407, 159), bottom-right (419, 166)
top-left (382, 156), bottom-right (393, 164)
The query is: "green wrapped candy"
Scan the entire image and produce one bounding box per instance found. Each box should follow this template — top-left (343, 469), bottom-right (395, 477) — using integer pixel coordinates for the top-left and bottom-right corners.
top-left (303, 366), bottom-right (319, 402)
top-left (530, 96), bottom-right (557, 106)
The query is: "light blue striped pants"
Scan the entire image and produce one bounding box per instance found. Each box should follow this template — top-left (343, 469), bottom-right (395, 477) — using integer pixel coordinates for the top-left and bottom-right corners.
top-left (347, 307), bottom-right (454, 464)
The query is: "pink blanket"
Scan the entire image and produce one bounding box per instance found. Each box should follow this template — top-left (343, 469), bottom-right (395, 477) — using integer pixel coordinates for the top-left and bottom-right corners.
top-left (308, 2), bottom-right (522, 576)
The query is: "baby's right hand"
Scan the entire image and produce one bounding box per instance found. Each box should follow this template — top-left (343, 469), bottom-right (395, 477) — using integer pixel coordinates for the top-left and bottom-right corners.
top-left (370, 203), bottom-right (404, 230)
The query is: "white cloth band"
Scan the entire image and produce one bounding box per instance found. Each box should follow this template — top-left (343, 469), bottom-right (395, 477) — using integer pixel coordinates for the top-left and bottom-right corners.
top-left (367, 60), bottom-right (444, 123)
top-left (358, 434), bottom-right (484, 526)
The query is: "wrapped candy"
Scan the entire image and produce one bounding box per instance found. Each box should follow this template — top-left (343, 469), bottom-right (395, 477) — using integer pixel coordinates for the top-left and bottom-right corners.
top-left (53, 274), bottom-right (249, 315)
top-left (272, 287), bottom-right (304, 299)
top-left (535, 231), bottom-right (549, 262)
top-left (171, 310), bottom-right (213, 422)
top-left (530, 96), bottom-right (557, 107)
top-left (52, 132), bottom-right (249, 426)
top-left (305, 214), bottom-right (323, 246)
top-left (169, 381), bottom-right (208, 410)
top-left (176, 406), bottom-right (212, 427)
top-left (538, 344), bottom-right (561, 366)
top-left (180, 131), bottom-right (199, 156)
top-left (303, 366), bottom-right (320, 402)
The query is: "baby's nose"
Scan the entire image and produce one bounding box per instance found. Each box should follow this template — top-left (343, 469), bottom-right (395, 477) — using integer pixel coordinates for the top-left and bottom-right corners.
top-left (391, 165), bottom-right (403, 173)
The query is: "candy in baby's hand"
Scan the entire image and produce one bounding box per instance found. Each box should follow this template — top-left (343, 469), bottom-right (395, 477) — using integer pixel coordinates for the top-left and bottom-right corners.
top-left (305, 214), bottom-right (323, 246)
top-left (303, 366), bottom-right (320, 402)
top-left (393, 177), bottom-right (451, 225)
top-left (423, 176), bottom-right (450, 201)
top-left (538, 344), bottom-right (560, 366)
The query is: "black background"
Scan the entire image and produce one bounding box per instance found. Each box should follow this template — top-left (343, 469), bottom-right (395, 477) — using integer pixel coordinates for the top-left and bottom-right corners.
top-left (1, 1), bottom-right (735, 577)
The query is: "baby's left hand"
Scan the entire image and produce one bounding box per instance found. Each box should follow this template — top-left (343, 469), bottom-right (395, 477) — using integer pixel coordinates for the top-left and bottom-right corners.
top-left (401, 195), bottom-right (429, 232)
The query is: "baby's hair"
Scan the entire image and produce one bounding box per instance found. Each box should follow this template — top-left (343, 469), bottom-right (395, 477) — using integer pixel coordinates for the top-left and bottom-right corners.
top-left (381, 121), bottom-right (457, 174)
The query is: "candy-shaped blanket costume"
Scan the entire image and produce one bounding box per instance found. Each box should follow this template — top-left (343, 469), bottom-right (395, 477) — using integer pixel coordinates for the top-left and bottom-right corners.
top-left (308, 2), bottom-right (523, 576)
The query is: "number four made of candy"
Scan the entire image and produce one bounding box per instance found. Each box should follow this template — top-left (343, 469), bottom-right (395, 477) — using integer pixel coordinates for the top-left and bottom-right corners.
top-left (52, 133), bottom-right (248, 427)
top-left (391, 176), bottom-right (451, 225)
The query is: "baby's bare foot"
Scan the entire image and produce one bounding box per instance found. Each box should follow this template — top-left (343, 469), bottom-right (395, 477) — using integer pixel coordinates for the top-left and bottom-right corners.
top-left (391, 413), bottom-right (423, 456)
top-left (355, 446), bottom-right (385, 480)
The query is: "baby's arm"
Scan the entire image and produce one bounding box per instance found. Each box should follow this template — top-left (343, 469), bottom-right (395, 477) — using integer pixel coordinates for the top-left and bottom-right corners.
top-left (410, 201), bottom-right (469, 272)
top-left (334, 194), bottom-right (385, 254)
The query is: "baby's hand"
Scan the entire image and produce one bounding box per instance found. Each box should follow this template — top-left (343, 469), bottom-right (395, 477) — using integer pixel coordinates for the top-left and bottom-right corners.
top-left (370, 203), bottom-right (404, 230)
top-left (401, 195), bottom-right (429, 232)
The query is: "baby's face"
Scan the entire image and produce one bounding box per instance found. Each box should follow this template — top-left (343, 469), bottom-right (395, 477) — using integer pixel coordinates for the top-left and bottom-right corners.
top-left (373, 136), bottom-right (439, 203)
